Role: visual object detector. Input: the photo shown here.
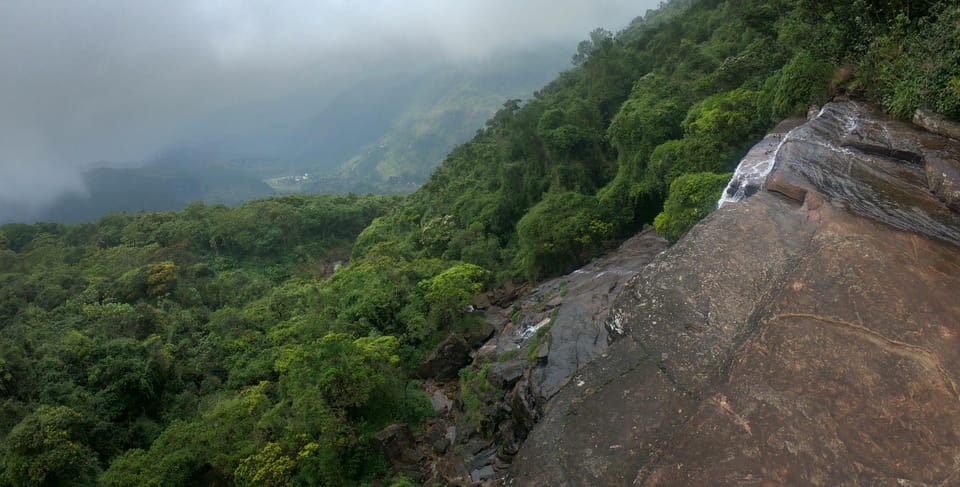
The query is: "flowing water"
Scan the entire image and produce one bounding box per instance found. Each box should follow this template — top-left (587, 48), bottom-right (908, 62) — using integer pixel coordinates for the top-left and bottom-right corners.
top-left (718, 116), bottom-right (811, 207)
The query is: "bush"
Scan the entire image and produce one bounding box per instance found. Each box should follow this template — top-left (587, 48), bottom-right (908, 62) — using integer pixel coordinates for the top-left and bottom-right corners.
top-left (516, 192), bottom-right (613, 279)
top-left (654, 172), bottom-right (732, 242)
top-left (771, 50), bottom-right (834, 119)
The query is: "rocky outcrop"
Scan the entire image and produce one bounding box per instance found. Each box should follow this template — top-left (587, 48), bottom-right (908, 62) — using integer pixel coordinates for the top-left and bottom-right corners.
top-left (417, 334), bottom-right (473, 381)
top-left (511, 101), bottom-right (960, 485)
top-left (417, 229), bottom-right (667, 485)
top-left (482, 229), bottom-right (668, 400)
top-left (914, 107), bottom-right (960, 141)
top-left (374, 424), bottom-right (423, 481)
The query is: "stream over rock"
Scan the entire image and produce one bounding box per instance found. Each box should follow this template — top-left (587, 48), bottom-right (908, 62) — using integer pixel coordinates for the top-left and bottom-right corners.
top-left (510, 100), bottom-right (960, 485)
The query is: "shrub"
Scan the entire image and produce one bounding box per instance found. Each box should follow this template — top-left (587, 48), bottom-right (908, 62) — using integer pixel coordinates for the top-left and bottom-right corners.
top-left (772, 50), bottom-right (834, 119)
top-left (654, 172), bottom-right (732, 242)
top-left (516, 192), bottom-right (612, 279)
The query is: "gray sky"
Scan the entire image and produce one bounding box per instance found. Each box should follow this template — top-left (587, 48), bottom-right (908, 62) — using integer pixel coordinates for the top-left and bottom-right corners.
top-left (0, 0), bottom-right (656, 219)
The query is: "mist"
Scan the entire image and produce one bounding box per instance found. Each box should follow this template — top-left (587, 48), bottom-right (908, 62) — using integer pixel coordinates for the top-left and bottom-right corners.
top-left (0, 0), bottom-right (657, 222)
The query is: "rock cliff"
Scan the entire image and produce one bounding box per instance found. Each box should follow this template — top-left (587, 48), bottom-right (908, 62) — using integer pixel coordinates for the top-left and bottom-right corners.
top-left (510, 100), bottom-right (960, 486)
top-left (413, 230), bottom-right (667, 485)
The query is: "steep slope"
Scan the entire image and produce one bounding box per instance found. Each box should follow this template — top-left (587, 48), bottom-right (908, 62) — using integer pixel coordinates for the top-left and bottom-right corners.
top-left (510, 100), bottom-right (960, 485)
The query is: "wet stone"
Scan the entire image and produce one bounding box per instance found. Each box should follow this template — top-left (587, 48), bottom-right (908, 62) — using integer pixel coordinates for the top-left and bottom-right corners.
top-left (512, 100), bottom-right (960, 486)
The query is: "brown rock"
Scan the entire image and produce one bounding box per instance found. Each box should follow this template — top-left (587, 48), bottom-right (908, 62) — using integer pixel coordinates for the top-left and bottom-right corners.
top-left (914, 107), bottom-right (960, 141)
top-left (511, 101), bottom-right (960, 485)
top-left (417, 335), bottom-right (472, 381)
top-left (925, 154), bottom-right (960, 212)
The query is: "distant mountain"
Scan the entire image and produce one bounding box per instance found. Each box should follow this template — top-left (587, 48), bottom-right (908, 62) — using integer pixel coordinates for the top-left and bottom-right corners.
top-left (30, 45), bottom-right (572, 223)
top-left (251, 45), bottom-right (573, 193)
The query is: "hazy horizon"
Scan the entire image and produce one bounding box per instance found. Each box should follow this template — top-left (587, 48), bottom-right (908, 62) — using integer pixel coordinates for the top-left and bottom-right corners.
top-left (0, 0), bottom-right (659, 222)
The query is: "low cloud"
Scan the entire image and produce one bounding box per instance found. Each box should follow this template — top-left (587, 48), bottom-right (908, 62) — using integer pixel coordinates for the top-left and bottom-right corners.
top-left (0, 0), bottom-right (656, 221)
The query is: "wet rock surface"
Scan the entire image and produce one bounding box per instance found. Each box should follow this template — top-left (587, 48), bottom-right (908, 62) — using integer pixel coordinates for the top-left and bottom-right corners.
top-left (768, 101), bottom-right (960, 245)
top-left (719, 117), bottom-right (806, 206)
top-left (416, 229), bottom-right (667, 485)
top-left (914, 107), bottom-right (960, 141)
top-left (526, 228), bottom-right (669, 400)
top-left (510, 101), bottom-right (960, 485)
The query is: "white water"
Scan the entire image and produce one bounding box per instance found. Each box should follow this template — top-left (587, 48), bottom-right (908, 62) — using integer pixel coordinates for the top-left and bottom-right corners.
top-left (717, 132), bottom-right (791, 207)
top-left (718, 106), bottom-right (834, 208)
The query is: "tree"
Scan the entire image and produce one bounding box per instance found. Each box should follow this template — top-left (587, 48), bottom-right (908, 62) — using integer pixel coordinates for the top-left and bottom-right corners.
top-left (234, 442), bottom-right (295, 487)
top-left (572, 28), bottom-right (614, 65)
top-left (771, 50), bottom-right (834, 119)
top-left (516, 192), bottom-right (613, 279)
top-left (2, 405), bottom-right (100, 486)
top-left (422, 263), bottom-right (490, 329)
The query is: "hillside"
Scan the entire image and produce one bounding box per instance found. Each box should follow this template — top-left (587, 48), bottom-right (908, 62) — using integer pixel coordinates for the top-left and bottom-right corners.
top-left (296, 47), bottom-right (575, 193)
top-left (2, 0), bottom-right (959, 485)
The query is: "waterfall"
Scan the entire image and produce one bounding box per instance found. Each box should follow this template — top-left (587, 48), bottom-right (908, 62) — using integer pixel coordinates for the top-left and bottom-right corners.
top-left (717, 108), bottom-right (829, 208)
top-left (717, 132), bottom-right (791, 207)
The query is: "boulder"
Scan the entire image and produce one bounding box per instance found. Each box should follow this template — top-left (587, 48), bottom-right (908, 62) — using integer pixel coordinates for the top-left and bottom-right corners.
top-left (374, 424), bottom-right (422, 480)
top-left (374, 423), bottom-right (413, 462)
top-left (417, 334), bottom-right (472, 381)
top-left (470, 465), bottom-right (496, 484)
top-left (925, 154), bottom-right (960, 212)
top-left (462, 320), bottom-right (496, 348)
top-left (430, 389), bottom-right (453, 414)
top-left (486, 360), bottom-right (525, 389)
top-left (914, 107), bottom-right (960, 141)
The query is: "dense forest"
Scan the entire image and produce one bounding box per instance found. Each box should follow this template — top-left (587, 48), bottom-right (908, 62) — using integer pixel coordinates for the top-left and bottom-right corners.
top-left (2, 0), bottom-right (959, 485)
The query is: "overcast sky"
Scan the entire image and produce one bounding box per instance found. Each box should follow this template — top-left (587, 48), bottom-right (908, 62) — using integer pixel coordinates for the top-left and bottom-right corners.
top-left (0, 0), bottom-right (656, 220)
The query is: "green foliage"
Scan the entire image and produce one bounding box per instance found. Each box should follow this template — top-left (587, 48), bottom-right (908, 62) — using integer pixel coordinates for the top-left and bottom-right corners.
top-left (771, 50), bottom-right (835, 118)
top-left (389, 475), bottom-right (420, 487)
top-left (654, 172), bottom-right (732, 242)
top-left (0, 193), bottom-right (419, 486)
top-left (525, 322), bottom-right (553, 363)
top-left (422, 263), bottom-right (490, 329)
top-left (279, 333), bottom-right (399, 411)
top-left (860, 4), bottom-right (960, 118)
top-left (497, 348), bottom-right (520, 362)
top-left (516, 192), bottom-right (612, 279)
top-left (1, 405), bottom-right (100, 486)
top-left (458, 364), bottom-right (499, 434)
top-left (234, 442), bottom-right (295, 487)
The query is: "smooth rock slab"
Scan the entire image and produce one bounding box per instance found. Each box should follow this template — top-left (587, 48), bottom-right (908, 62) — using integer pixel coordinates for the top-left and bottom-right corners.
top-left (511, 101), bottom-right (960, 486)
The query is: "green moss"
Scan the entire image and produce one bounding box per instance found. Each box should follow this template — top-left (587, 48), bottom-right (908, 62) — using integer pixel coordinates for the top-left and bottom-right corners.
top-left (526, 322), bottom-right (553, 363)
top-left (497, 349), bottom-right (520, 362)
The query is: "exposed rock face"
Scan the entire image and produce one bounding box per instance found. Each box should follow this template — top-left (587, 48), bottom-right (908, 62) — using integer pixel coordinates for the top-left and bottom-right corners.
top-left (511, 101), bottom-right (960, 485)
top-left (419, 229), bottom-right (667, 485)
top-left (718, 117), bottom-right (806, 206)
top-left (915, 107), bottom-right (960, 141)
top-left (374, 424), bottom-right (423, 481)
top-left (417, 334), bottom-right (472, 381)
